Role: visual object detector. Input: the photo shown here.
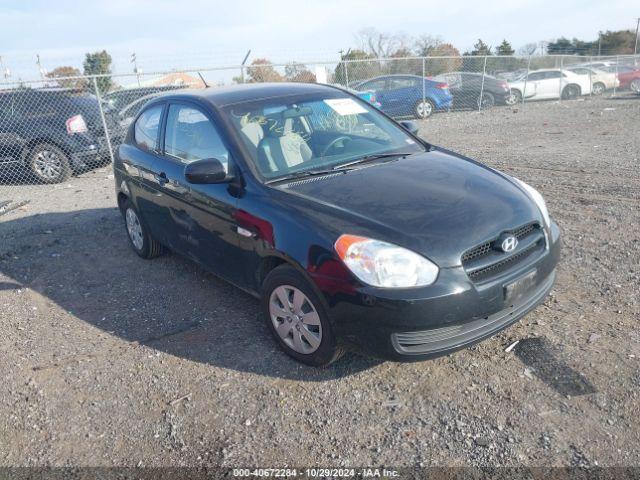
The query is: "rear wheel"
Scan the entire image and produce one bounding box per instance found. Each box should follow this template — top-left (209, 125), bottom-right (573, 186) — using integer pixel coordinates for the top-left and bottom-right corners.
top-left (122, 199), bottom-right (163, 259)
top-left (561, 84), bottom-right (580, 100)
top-left (477, 92), bottom-right (495, 109)
top-left (262, 265), bottom-right (343, 366)
top-left (505, 89), bottom-right (522, 106)
top-left (592, 82), bottom-right (605, 95)
top-left (414, 99), bottom-right (435, 119)
top-left (630, 79), bottom-right (640, 94)
top-left (28, 143), bottom-right (71, 184)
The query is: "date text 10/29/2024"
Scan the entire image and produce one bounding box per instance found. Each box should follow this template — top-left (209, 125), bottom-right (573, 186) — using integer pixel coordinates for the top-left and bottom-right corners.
top-left (232, 467), bottom-right (400, 478)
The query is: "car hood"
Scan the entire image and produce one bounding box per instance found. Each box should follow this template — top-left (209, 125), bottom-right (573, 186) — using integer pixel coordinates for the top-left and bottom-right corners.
top-left (280, 148), bottom-right (542, 267)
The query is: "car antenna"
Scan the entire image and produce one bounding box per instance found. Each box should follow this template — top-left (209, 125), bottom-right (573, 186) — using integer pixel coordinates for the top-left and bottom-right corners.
top-left (197, 72), bottom-right (209, 88)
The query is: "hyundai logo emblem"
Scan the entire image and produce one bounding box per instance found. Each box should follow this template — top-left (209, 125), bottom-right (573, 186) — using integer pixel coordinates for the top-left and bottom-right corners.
top-left (500, 235), bottom-right (518, 253)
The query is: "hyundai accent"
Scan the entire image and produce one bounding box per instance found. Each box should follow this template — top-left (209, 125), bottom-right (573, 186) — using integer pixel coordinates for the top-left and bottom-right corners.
top-left (114, 83), bottom-right (561, 366)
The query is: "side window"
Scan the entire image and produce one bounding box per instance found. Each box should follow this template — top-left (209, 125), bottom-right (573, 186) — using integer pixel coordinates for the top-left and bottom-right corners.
top-left (389, 78), bottom-right (415, 89)
top-left (545, 71), bottom-right (562, 79)
top-left (164, 104), bottom-right (229, 170)
top-left (527, 72), bottom-right (545, 81)
top-left (134, 105), bottom-right (163, 152)
top-left (360, 79), bottom-right (386, 91)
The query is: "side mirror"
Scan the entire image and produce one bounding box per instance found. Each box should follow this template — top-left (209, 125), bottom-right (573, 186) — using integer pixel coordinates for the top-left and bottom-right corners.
top-left (184, 158), bottom-right (231, 184)
top-left (399, 120), bottom-right (419, 135)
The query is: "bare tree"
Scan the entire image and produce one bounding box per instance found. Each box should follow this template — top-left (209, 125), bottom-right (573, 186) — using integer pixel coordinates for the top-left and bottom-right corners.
top-left (413, 35), bottom-right (443, 56)
top-left (356, 28), bottom-right (408, 58)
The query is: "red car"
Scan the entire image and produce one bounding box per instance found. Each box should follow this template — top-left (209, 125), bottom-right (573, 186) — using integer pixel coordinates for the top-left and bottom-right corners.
top-left (602, 65), bottom-right (640, 92)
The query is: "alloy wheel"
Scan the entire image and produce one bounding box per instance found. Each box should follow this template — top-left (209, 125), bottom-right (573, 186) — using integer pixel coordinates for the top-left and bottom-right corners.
top-left (33, 150), bottom-right (63, 180)
top-left (415, 100), bottom-right (433, 118)
top-left (125, 208), bottom-right (144, 251)
top-left (269, 285), bottom-right (322, 354)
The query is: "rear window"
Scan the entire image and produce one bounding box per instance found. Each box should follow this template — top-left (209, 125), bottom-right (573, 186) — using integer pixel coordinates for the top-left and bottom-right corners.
top-left (134, 105), bottom-right (163, 151)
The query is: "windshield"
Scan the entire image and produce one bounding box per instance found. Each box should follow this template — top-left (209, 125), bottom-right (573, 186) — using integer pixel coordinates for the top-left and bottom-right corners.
top-left (224, 93), bottom-right (424, 181)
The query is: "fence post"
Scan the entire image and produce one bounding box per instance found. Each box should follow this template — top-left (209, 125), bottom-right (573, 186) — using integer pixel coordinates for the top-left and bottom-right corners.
top-left (92, 76), bottom-right (115, 165)
top-left (589, 55), bottom-right (593, 97)
top-left (478, 55), bottom-right (488, 112)
top-left (522, 55), bottom-right (532, 108)
top-left (558, 56), bottom-right (564, 101)
top-left (422, 57), bottom-right (426, 112)
top-left (343, 60), bottom-right (349, 87)
top-left (613, 55), bottom-right (619, 97)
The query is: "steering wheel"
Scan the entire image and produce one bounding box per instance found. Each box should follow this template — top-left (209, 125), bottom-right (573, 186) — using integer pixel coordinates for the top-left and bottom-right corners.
top-left (321, 136), bottom-right (351, 157)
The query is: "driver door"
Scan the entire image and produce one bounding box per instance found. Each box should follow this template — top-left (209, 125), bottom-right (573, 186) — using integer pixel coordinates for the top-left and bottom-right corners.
top-left (154, 102), bottom-right (244, 285)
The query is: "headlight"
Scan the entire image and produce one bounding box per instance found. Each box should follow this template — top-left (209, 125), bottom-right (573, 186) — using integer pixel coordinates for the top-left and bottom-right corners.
top-left (335, 234), bottom-right (439, 288)
top-left (513, 177), bottom-right (550, 228)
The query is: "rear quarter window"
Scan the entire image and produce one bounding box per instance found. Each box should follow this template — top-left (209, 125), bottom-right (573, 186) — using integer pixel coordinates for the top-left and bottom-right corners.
top-left (134, 105), bottom-right (163, 152)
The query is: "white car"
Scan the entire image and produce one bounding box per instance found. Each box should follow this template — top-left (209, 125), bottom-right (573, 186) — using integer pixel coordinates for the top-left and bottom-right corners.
top-left (566, 67), bottom-right (620, 95)
top-left (506, 69), bottom-right (592, 104)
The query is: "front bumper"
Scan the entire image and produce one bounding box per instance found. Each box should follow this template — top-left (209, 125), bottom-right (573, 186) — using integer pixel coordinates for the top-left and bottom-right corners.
top-left (326, 222), bottom-right (561, 361)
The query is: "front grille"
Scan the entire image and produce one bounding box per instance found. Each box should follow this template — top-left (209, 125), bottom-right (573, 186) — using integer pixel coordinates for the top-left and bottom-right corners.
top-left (462, 223), bottom-right (538, 263)
top-left (462, 222), bottom-right (545, 283)
top-left (468, 239), bottom-right (544, 282)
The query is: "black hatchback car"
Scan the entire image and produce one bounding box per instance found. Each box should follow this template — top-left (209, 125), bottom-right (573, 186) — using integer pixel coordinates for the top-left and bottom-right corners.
top-left (0, 88), bottom-right (113, 183)
top-left (114, 83), bottom-right (560, 366)
top-left (433, 72), bottom-right (512, 109)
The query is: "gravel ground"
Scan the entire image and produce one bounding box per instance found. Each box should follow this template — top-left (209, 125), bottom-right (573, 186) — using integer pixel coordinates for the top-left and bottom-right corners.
top-left (1, 94), bottom-right (639, 469)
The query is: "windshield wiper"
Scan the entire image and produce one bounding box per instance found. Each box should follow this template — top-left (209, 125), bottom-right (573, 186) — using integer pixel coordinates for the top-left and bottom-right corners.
top-left (333, 152), bottom-right (409, 170)
top-left (265, 168), bottom-right (349, 185)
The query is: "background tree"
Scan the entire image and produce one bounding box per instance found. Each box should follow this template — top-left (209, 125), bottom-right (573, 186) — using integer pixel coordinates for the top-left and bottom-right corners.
top-left (356, 28), bottom-right (408, 58)
top-left (496, 40), bottom-right (515, 56)
top-left (83, 50), bottom-right (113, 93)
top-left (598, 30), bottom-right (636, 54)
top-left (246, 58), bottom-right (284, 83)
top-left (413, 35), bottom-right (442, 56)
top-left (285, 62), bottom-right (316, 83)
top-left (467, 39), bottom-right (492, 56)
top-left (546, 37), bottom-right (575, 54)
top-left (334, 49), bottom-right (378, 86)
top-left (46, 66), bottom-right (86, 89)
top-left (424, 43), bottom-right (462, 75)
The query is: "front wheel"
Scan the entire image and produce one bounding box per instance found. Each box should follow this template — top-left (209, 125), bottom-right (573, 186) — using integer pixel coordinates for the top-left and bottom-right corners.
top-left (630, 79), bottom-right (640, 94)
top-left (414, 99), bottom-right (435, 119)
top-left (505, 89), bottom-right (522, 106)
top-left (262, 265), bottom-right (343, 366)
top-left (28, 143), bottom-right (71, 184)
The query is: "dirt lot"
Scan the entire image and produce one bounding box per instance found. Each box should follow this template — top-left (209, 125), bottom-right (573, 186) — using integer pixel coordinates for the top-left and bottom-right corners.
top-left (1, 95), bottom-right (639, 469)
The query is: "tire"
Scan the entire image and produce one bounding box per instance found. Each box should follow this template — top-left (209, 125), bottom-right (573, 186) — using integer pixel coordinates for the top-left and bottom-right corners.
top-left (505, 89), bottom-right (522, 106)
top-left (592, 82), bottom-right (605, 96)
top-left (630, 79), bottom-right (640, 94)
top-left (262, 265), bottom-right (343, 367)
top-left (414, 99), bottom-right (435, 119)
top-left (28, 143), bottom-right (71, 184)
top-left (121, 199), bottom-right (163, 259)
top-left (477, 92), bottom-right (495, 109)
top-left (561, 84), bottom-right (580, 100)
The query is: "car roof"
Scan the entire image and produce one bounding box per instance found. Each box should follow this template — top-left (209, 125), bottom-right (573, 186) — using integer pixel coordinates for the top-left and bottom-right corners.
top-left (154, 82), bottom-right (342, 107)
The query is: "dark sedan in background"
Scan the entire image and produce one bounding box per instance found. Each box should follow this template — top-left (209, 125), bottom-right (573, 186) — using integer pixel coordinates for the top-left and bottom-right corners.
top-left (0, 88), bottom-right (112, 183)
top-left (351, 74), bottom-right (452, 118)
top-left (433, 72), bottom-right (511, 109)
top-left (114, 82), bottom-right (560, 366)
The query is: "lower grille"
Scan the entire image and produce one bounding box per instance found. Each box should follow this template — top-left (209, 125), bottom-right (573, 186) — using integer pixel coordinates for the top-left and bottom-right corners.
top-left (462, 222), bottom-right (545, 283)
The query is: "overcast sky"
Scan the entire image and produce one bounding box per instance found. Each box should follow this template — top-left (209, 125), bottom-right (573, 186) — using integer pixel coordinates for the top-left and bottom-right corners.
top-left (1, 0), bottom-right (637, 81)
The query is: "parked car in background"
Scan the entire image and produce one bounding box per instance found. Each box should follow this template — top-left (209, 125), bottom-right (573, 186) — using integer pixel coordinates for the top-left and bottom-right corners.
top-left (352, 75), bottom-right (452, 118)
top-left (599, 65), bottom-right (640, 92)
top-left (115, 82), bottom-right (560, 366)
top-left (0, 88), bottom-right (112, 183)
top-left (103, 85), bottom-right (187, 112)
top-left (565, 67), bottom-right (619, 95)
top-left (506, 69), bottom-right (591, 104)
top-left (331, 85), bottom-right (382, 109)
top-left (432, 72), bottom-right (511, 109)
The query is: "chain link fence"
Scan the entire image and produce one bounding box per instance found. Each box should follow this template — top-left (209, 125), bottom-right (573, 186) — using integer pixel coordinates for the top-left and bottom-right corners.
top-left (1, 54), bottom-right (639, 214)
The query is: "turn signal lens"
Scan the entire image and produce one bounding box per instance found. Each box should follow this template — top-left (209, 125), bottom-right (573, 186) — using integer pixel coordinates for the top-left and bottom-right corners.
top-left (335, 234), bottom-right (439, 288)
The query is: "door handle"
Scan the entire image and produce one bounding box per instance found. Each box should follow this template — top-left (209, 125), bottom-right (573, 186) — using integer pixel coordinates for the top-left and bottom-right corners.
top-left (155, 172), bottom-right (168, 186)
